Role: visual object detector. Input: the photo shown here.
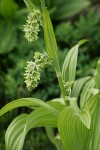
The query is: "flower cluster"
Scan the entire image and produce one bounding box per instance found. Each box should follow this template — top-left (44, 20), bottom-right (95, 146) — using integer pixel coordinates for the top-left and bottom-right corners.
top-left (34, 51), bottom-right (52, 68)
top-left (63, 81), bottom-right (73, 102)
top-left (24, 61), bottom-right (40, 90)
top-left (24, 52), bottom-right (52, 90)
top-left (23, 9), bottom-right (42, 43)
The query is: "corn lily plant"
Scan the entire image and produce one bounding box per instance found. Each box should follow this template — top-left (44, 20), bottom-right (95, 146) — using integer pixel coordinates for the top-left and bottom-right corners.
top-left (0, 0), bottom-right (100, 150)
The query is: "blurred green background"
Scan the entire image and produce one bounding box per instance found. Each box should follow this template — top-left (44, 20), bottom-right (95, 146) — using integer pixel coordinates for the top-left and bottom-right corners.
top-left (0, 0), bottom-right (100, 149)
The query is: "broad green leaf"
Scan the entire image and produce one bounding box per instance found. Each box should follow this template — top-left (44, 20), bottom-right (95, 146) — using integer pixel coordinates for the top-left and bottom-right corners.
top-left (5, 114), bottom-right (28, 150)
top-left (80, 78), bottom-right (95, 108)
top-left (0, 0), bottom-right (18, 19)
top-left (26, 107), bottom-right (58, 132)
top-left (5, 109), bottom-right (57, 150)
top-left (87, 93), bottom-right (99, 115)
top-left (62, 40), bottom-right (88, 82)
top-left (5, 100), bottom-right (64, 150)
top-left (89, 96), bottom-right (100, 150)
top-left (86, 94), bottom-right (100, 150)
top-left (72, 76), bottom-right (91, 98)
top-left (24, 0), bottom-right (37, 11)
top-left (26, 100), bottom-right (64, 132)
top-left (0, 98), bottom-right (58, 117)
top-left (43, 8), bottom-right (60, 72)
top-left (27, 100), bottom-right (64, 150)
top-left (0, 21), bottom-right (16, 54)
top-left (58, 105), bottom-right (91, 150)
top-left (95, 58), bottom-right (100, 90)
top-left (27, 99), bottom-right (65, 132)
top-left (70, 99), bottom-right (91, 128)
top-left (49, 98), bottom-right (65, 106)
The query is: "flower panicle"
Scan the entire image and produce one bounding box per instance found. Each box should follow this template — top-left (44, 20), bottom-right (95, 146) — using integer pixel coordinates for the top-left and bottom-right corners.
top-left (23, 9), bottom-right (42, 43)
top-left (24, 61), bottom-right (40, 90)
top-left (34, 51), bottom-right (53, 68)
top-left (24, 51), bottom-right (52, 91)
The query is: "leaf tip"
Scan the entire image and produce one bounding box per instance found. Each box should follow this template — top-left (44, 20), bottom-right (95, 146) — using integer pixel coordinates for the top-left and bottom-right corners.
top-left (78, 39), bottom-right (89, 47)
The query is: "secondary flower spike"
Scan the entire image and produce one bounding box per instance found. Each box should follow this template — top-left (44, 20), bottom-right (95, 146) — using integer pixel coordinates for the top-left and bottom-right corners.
top-left (24, 51), bottom-right (52, 91)
top-left (24, 61), bottom-right (40, 90)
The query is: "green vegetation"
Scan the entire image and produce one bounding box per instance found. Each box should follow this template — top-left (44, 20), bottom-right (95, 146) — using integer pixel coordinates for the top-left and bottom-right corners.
top-left (0, 0), bottom-right (100, 149)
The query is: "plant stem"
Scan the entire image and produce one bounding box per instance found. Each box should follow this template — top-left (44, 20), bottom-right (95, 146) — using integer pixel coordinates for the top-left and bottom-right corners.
top-left (40, 0), bottom-right (67, 106)
top-left (56, 71), bottom-right (68, 106)
top-left (40, 0), bottom-right (45, 10)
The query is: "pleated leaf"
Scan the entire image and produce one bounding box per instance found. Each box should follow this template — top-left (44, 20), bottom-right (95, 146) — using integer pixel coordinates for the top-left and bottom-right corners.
top-left (86, 93), bottom-right (100, 150)
top-left (89, 96), bottom-right (100, 150)
top-left (26, 100), bottom-right (65, 132)
top-left (62, 40), bottom-right (88, 82)
top-left (5, 100), bottom-right (64, 150)
top-left (43, 8), bottom-right (60, 71)
top-left (5, 114), bottom-right (28, 150)
top-left (80, 78), bottom-right (95, 108)
top-left (95, 58), bottom-right (100, 90)
top-left (0, 98), bottom-right (58, 117)
top-left (5, 109), bottom-right (57, 150)
top-left (58, 105), bottom-right (91, 150)
top-left (87, 93), bottom-right (99, 115)
top-left (72, 76), bottom-right (91, 98)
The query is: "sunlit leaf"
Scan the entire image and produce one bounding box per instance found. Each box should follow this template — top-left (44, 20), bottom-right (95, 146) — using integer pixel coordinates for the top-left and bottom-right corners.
top-left (72, 76), bottom-right (91, 98)
top-left (5, 108), bottom-right (57, 150)
top-left (89, 97), bottom-right (100, 150)
top-left (80, 78), bottom-right (95, 108)
top-left (58, 104), bottom-right (91, 150)
top-left (62, 40), bottom-right (88, 82)
top-left (43, 8), bottom-right (60, 71)
top-left (5, 100), bottom-right (64, 150)
top-left (95, 58), bottom-right (100, 90)
top-left (0, 98), bottom-right (59, 117)
top-left (5, 114), bottom-right (28, 150)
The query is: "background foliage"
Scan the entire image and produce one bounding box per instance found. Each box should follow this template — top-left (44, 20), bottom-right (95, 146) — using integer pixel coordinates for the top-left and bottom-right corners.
top-left (0, 0), bottom-right (100, 149)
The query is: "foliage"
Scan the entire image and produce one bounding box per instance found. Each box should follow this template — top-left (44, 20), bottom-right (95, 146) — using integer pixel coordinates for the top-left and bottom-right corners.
top-left (31, 0), bottom-right (90, 20)
top-left (1, 4), bottom-right (99, 104)
top-left (0, 0), bottom-right (27, 54)
top-left (55, 8), bottom-right (100, 77)
top-left (0, 0), bottom-right (100, 150)
top-left (23, 129), bottom-right (55, 150)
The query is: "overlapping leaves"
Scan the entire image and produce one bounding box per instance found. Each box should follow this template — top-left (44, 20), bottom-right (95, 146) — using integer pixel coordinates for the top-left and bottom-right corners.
top-left (58, 104), bottom-right (91, 150)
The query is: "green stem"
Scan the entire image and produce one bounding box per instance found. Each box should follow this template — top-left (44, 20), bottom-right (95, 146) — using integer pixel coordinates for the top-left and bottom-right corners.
top-left (40, 0), bottom-right (67, 106)
top-left (56, 71), bottom-right (68, 106)
top-left (40, 0), bottom-right (45, 10)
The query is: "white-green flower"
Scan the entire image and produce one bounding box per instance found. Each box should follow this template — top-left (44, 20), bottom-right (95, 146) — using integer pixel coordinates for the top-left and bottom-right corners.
top-left (34, 51), bottom-right (52, 68)
top-left (24, 61), bottom-right (40, 90)
top-left (24, 51), bottom-right (52, 91)
top-left (23, 9), bottom-right (42, 43)
top-left (64, 81), bottom-right (73, 96)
